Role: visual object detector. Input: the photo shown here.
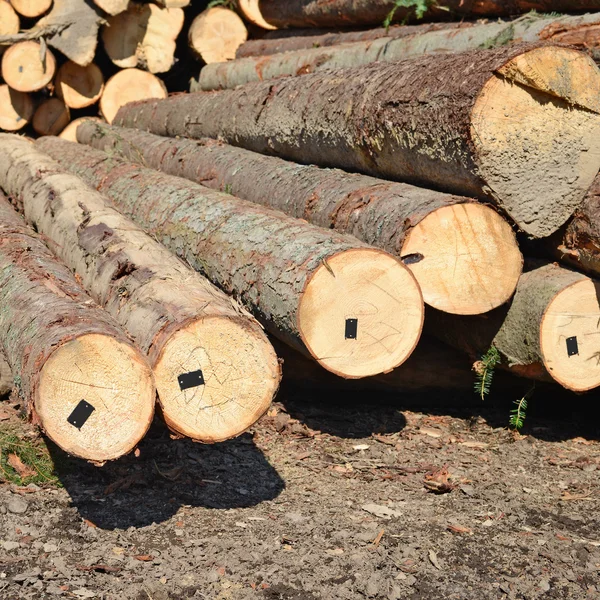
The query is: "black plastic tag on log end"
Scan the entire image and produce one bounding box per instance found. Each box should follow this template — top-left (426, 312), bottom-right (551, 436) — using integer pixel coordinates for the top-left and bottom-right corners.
top-left (178, 369), bottom-right (205, 391)
top-left (67, 400), bottom-right (95, 430)
top-left (566, 336), bottom-right (579, 357)
top-left (345, 318), bottom-right (358, 340)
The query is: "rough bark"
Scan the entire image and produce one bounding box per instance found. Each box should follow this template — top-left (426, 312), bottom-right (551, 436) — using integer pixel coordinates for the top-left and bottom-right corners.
top-left (0, 0), bottom-right (104, 67)
top-left (0, 190), bottom-right (155, 461)
top-left (203, 13), bottom-right (600, 91)
top-left (2, 135), bottom-right (279, 443)
top-left (38, 136), bottom-right (425, 380)
top-left (427, 262), bottom-right (600, 392)
top-left (59, 117), bottom-right (103, 142)
top-left (0, 352), bottom-right (12, 397)
top-left (252, 0), bottom-right (600, 29)
top-left (78, 122), bottom-right (522, 316)
top-left (119, 43), bottom-right (600, 239)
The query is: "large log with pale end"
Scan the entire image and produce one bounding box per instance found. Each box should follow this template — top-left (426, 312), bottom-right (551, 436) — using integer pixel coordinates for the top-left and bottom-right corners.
top-left (32, 98), bottom-right (70, 136)
top-left (78, 122), bottom-right (522, 316)
top-left (117, 44), bottom-right (600, 239)
top-left (0, 85), bottom-right (34, 132)
top-left (3, 135), bottom-right (280, 443)
top-left (0, 192), bottom-right (155, 462)
top-left (55, 61), bottom-right (104, 109)
top-left (201, 13), bottom-right (600, 91)
top-left (238, 0), bottom-right (600, 29)
top-left (39, 137), bottom-right (425, 380)
top-left (427, 263), bottom-right (600, 393)
top-left (1, 41), bottom-right (56, 92)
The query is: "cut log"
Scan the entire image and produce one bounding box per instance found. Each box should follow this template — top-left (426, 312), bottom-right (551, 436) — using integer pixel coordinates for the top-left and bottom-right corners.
top-left (9, 0), bottom-right (51, 18)
top-left (202, 13), bottom-right (600, 91)
top-left (0, 85), bottom-right (34, 131)
top-left (100, 68), bottom-right (166, 123)
top-left (155, 0), bottom-right (189, 7)
top-left (427, 262), bottom-right (600, 392)
top-left (1, 41), bottom-right (56, 92)
top-left (238, 0), bottom-right (600, 29)
top-left (3, 135), bottom-right (279, 443)
top-left (78, 122), bottom-right (523, 316)
top-left (0, 1), bottom-right (20, 36)
top-left (235, 0), bottom-right (276, 30)
top-left (102, 3), bottom-right (184, 73)
top-left (55, 61), bottom-right (104, 109)
top-left (59, 116), bottom-right (103, 142)
top-left (93, 0), bottom-right (128, 16)
top-left (0, 0), bottom-right (103, 67)
top-left (188, 7), bottom-right (248, 64)
top-left (32, 97), bottom-right (69, 136)
top-left (0, 189), bottom-right (154, 462)
top-left (122, 44), bottom-right (600, 239)
top-left (39, 137), bottom-right (425, 380)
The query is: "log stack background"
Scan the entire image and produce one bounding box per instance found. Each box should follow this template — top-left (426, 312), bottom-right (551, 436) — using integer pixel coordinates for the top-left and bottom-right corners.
top-left (3, 1), bottom-right (600, 460)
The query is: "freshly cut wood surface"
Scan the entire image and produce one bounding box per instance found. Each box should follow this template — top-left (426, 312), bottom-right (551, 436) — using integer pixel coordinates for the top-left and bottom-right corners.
top-left (235, 0), bottom-right (276, 30)
top-left (0, 85), bottom-right (34, 131)
top-left (428, 263), bottom-right (600, 392)
top-left (203, 13), bottom-right (600, 91)
top-left (121, 44), bottom-right (600, 239)
top-left (40, 137), bottom-right (425, 380)
top-left (55, 61), bottom-right (104, 108)
top-left (59, 117), bottom-right (103, 142)
top-left (188, 7), bottom-right (247, 64)
top-left (0, 1), bottom-right (19, 36)
top-left (102, 3), bottom-right (184, 73)
top-left (100, 68), bottom-right (166, 123)
top-left (79, 123), bottom-right (523, 316)
top-left (0, 187), bottom-right (154, 462)
top-left (32, 98), bottom-right (69, 136)
top-left (1, 41), bottom-right (56, 92)
top-left (10, 0), bottom-right (51, 18)
top-left (93, 0), bottom-right (128, 16)
top-left (155, 0), bottom-right (189, 7)
top-left (3, 135), bottom-right (279, 443)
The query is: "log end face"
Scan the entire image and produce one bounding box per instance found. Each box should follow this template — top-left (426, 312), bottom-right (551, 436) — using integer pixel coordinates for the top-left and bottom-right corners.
top-left (1, 41), bottom-right (56, 93)
top-left (298, 248), bottom-right (424, 379)
top-left (35, 334), bottom-right (155, 462)
top-left (541, 278), bottom-right (600, 392)
top-left (402, 203), bottom-right (522, 315)
top-left (153, 316), bottom-right (280, 443)
top-left (237, 0), bottom-right (277, 31)
top-left (472, 47), bottom-right (600, 238)
top-left (59, 117), bottom-right (104, 143)
top-left (0, 85), bottom-right (34, 132)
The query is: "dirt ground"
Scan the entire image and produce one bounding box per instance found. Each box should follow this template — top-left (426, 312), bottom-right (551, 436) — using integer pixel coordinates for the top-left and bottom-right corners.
top-left (0, 381), bottom-right (599, 600)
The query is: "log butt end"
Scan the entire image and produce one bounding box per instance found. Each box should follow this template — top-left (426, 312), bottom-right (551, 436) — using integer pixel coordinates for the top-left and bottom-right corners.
top-left (298, 248), bottom-right (424, 379)
top-left (540, 278), bottom-right (600, 392)
top-left (154, 316), bottom-right (280, 443)
top-left (402, 203), bottom-right (522, 315)
top-left (35, 334), bottom-right (155, 462)
top-left (1, 41), bottom-right (56, 93)
top-left (59, 117), bottom-right (104, 143)
top-left (236, 0), bottom-right (277, 31)
top-left (472, 46), bottom-right (600, 238)
top-left (0, 85), bottom-right (34, 132)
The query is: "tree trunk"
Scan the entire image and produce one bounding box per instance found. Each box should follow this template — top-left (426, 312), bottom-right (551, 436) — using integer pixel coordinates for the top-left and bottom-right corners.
top-left (188, 7), bottom-right (248, 64)
top-left (426, 262), bottom-right (600, 392)
top-left (100, 68), bottom-right (166, 123)
top-left (78, 121), bottom-right (522, 316)
top-left (0, 190), bottom-right (155, 462)
top-left (101, 3), bottom-right (184, 73)
top-left (203, 13), bottom-right (600, 91)
top-left (0, 85), bottom-right (34, 131)
top-left (118, 44), bottom-right (600, 239)
top-left (1, 41), bottom-right (56, 92)
top-left (3, 135), bottom-right (280, 443)
top-left (38, 136), bottom-right (425, 380)
top-left (55, 61), bottom-right (104, 109)
top-left (246, 0), bottom-right (600, 29)
top-left (32, 98), bottom-right (70, 136)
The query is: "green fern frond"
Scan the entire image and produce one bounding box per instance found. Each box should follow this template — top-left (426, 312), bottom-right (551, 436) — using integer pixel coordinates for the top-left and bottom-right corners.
top-left (383, 0), bottom-right (446, 31)
top-left (474, 345), bottom-right (501, 401)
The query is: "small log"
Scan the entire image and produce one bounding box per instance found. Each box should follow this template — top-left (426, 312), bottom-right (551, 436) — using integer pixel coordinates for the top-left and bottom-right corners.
top-left (1, 41), bottom-right (56, 92)
top-left (235, 0), bottom-right (276, 30)
top-left (4, 135), bottom-right (280, 443)
top-left (102, 3), bottom-right (184, 73)
top-left (93, 0), bottom-right (128, 16)
top-left (188, 7), bottom-right (247, 64)
top-left (0, 84), bottom-right (34, 131)
top-left (78, 122), bottom-right (523, 316)
top-left (39, 137), bottom-right (425, 380)
top-left (100, 68), bottom-right (166, 123)
top-left (59, 116), bottom-right (103, 142)
top-left (0, 0), bottom-right (20, 36)
top-left (427, 262), bottom-right (600, 392)
top-left (0, 190), bottom-right (155, 462)
top-left (9, 0), bottom-right (51, 18)
top-left (121, 44), bottom-right (600, 239)
top-left (32, 97), bottom-right (70, 136)
top-left (202, 13), bottom-right (600, 91)
top-left (55, 61), bottom-right (104, 109)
